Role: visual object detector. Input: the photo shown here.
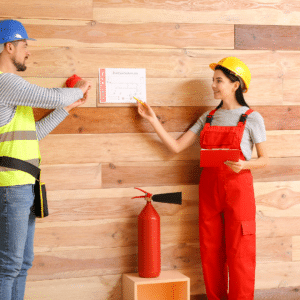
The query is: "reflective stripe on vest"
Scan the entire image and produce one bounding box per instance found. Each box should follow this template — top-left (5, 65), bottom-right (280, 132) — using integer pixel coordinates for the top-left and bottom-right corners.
top-left (0, 102), bottom-right (41, 186)
top-left (0, 131), bottom-right (37, 142)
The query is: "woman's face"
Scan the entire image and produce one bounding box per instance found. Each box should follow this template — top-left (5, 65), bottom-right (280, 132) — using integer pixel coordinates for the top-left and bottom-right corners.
top-left (211, 69), bottom-right (239, 100)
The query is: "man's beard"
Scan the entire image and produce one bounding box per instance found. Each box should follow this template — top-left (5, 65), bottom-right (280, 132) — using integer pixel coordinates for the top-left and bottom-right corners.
top-left (12, 57), bottom-right (27, 72)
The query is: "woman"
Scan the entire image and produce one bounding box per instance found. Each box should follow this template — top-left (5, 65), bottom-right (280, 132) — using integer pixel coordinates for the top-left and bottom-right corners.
top-left (137, 57), bottom-right (269, 300)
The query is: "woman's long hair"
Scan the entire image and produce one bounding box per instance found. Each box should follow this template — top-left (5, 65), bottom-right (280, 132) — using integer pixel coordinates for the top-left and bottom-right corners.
top-left (214, 65), bottom-right (250, 109)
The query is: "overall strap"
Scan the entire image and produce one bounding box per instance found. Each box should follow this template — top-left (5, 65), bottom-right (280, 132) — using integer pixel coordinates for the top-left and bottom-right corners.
top-left (205, 108), bottom-right (253, 127)
top-left (237, 109), bottom-right (253, 126)
top-left (205, 109), bottom-right (218, 125)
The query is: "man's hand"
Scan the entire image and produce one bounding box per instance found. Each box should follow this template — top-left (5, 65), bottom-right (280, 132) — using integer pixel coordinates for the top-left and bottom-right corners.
top-left (75, 80), bottom-right (92, 95)
top-left (64, 91), bottom-right (89, 112)
top-left (64, 80), bottom-right (92, 113)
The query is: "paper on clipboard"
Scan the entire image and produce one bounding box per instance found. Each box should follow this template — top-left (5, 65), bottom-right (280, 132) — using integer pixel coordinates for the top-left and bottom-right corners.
top-left (200, 149), bottom-right (240, 167)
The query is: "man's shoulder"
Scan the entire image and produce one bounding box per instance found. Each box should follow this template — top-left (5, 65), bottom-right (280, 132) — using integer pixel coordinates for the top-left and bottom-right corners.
top-left (0, 72), bottom-right (26, 86)
top-left (0, 72), bottom-right (23, 78)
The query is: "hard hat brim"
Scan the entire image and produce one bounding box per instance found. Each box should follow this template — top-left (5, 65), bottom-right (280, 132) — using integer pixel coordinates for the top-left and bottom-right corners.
top-left (13, 37), bottom-right (36, 42)
top-left (0, 37), bottom-right (36, 44)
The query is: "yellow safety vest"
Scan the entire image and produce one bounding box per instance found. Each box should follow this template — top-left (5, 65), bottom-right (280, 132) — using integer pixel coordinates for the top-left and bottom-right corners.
top-left (0, 71), bottom-right (41, 186)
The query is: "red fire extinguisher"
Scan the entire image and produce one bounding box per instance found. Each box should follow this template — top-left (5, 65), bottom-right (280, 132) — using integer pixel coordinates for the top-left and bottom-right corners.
top-left (132, 188), bottom-right (182, 278)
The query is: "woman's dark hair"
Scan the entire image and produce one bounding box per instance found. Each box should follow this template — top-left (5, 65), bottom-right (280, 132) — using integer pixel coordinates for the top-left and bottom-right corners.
top-left (214, 65), bottom-right (250, 109)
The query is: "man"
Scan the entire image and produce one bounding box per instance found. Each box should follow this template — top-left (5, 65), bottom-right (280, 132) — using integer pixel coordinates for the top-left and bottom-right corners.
top-left (0, 19), bottom-right (91, 300)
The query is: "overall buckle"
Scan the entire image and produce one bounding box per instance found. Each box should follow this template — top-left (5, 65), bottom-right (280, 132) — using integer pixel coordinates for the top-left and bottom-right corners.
top-left (239, 114), bottom-right (248, 124)
top-left (206, 115), bottom-right (213, 124)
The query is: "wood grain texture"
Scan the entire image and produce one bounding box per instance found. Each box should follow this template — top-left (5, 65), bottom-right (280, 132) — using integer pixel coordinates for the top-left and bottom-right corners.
top-left (0, 0), bottom-right (93, 20)
top-left (101, 159), bottom-right (300, 188)
top-left (46, 185), bottom-right (197, 201)
top-left (257, 236), bottom-right (292, 263)
top-left (24, 275), bottom-right (300, 300)
top-left (255, 181), bottom-right (300, 214)
top-left (271, 51), bottom-right (300, 79)
top-left (32, 214), bottom-right (199, 249)
top-left (22, 48), bottom-right (282, 79)
top-left (283, 79), bottom-right (300, 105)
top-left (33, 106), bottom-right (204, 134)
top-left (101, 160), bottom-right (201, 188)
top-left (194, 288), bottom-right (300, 300)
top-left (27, 236), bottom-right (292, 283)
top-left (28, 244), bottom-right (203, 280)
top-left (39, 192), bottom-right (197, 223)
top-left (25, 275), bottom-right (300, 300)
top-left (41, 160), bottom-right (198, 191)
top-left (38, 131), bottom-right (300, 165)
top-left (252, 157), bottom-right (300, 182)
top-left (21, 21), bottom-right (234, 49)
top-left (292, 236), bottom-right (300, 261)
top-left (40, 163), bottom-right (102, 191)
top-left (33, 181), bottom-right (300, 222)
top-left (31, 208), bottom-right (300, 253)
top-left (38, 132), bottom-right (200, 165)
top-left (254, 286), bottom-right (300, 300)
top-left (267, 130), bottom-right (300, 157)
top-left (265, 131), bottom-right (300, 158)
top-left (25, 275), bottom-right (123, 300)
top-left (25, 268), bottom-right (205, 299)
top-left (93, 0), bottom-right (300, 26)
top-left (255, 261), bottom-right (300, 289)
top-left (235, 25), bottom-right (300, 51)
top-left (31, 76), bottom-right (283, 108)
top-left (256, 215), bottom-right (300, 239)
top-left (99, 76), bottom-right (284, 107)
top-left (42, 185), bottom-right (196, 219)
top-left (34, 106), bottom-right (300, 135)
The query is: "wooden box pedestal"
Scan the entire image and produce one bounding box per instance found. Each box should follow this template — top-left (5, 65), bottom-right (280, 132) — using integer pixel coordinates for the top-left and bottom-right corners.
top-left (122, 270), bottom-right (190, 300)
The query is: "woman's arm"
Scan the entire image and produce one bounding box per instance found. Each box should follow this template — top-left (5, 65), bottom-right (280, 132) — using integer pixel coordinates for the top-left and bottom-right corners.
top-left (225, 141), bottom-right (269, 173)
top-left (138, 102), bottom-right (198, 153)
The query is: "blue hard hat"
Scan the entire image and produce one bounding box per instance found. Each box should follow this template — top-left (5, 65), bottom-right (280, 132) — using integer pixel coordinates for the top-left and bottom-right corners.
top-left (0, 19), bottom-right (36, 44)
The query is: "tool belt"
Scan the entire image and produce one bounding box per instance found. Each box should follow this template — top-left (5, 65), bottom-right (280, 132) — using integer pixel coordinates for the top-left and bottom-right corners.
top-left (0, 156), bottom-right (48, 218)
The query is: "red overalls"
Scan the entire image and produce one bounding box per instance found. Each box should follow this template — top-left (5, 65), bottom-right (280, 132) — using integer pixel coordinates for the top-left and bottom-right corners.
top-left (199, 108), bottom-right (256, 300)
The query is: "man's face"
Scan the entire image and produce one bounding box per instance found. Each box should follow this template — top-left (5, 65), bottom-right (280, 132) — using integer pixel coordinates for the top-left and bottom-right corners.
top-left (11, 40), bottom-right (30, 72)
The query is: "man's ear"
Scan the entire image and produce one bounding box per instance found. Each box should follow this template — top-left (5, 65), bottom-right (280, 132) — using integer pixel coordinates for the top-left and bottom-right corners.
top-left (5, 42), bottom-right (15, 54)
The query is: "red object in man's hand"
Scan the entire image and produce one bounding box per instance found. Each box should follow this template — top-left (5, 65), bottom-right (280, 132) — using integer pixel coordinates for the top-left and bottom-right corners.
top-left (66, 74), bottom-right (82, 88)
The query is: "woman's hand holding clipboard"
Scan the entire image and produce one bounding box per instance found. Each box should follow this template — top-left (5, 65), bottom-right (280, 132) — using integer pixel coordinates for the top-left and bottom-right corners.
top-left (224, 159), bottom-right (246, 173)
top-left (200, 149), bottom-right (241, 169)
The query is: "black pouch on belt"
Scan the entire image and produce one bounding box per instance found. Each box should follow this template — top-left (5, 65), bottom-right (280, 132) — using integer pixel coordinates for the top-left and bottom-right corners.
top-left (33, 174), bottom-right (48, 218)
top-left (0, 156), bottom-right (48, 218)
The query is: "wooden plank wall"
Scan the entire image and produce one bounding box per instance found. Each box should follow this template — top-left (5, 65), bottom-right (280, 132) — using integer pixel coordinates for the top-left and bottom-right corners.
top-left (1, 1), bottom-right (299, 299)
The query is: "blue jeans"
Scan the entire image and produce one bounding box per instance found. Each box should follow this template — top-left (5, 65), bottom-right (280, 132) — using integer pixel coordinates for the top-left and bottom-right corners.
top-left (0, 184), bottom-right (36, 300)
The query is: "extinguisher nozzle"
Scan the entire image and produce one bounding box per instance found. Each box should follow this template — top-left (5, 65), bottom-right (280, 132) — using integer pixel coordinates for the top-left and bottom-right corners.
top-left (152, 192), bottom-right (182, 205)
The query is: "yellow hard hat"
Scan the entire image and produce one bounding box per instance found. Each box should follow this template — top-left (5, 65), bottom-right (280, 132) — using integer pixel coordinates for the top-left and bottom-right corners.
top-left (209, 57), bottom-right (251, 93)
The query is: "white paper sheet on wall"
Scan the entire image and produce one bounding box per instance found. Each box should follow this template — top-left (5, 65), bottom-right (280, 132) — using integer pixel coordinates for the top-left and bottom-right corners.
top-left (99, 68), bottom-right (146, 104)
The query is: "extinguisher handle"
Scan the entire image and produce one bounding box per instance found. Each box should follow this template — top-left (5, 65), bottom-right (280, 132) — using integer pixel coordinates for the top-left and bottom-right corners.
top-left (134, 187), bottom-right (148, 194)
top-left (132, 187), bottom-right (153, 199)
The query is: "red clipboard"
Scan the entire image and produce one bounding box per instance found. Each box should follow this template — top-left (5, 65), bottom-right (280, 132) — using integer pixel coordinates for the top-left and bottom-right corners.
top-left (200, 149), bottom-right (240, 167)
